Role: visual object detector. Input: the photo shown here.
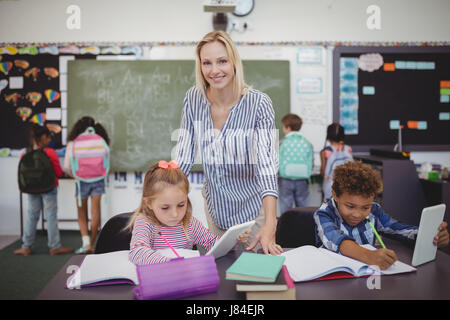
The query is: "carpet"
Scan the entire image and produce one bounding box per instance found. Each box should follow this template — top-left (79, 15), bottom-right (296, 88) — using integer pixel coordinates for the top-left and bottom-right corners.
top-left (0, 230), bottom-right (82, 300)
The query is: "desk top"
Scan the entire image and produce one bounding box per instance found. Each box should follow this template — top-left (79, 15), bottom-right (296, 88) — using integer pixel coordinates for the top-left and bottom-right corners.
top-left (36, 239), bottom-right (450, 300)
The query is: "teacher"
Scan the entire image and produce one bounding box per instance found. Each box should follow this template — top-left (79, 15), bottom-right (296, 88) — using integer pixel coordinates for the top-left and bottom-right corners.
top-left (175, 31), bottom-right (282, 255)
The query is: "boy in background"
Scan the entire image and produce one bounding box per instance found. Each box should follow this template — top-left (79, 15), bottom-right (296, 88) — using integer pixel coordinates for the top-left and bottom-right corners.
top-left (278, 114), bottom-right (313, 215)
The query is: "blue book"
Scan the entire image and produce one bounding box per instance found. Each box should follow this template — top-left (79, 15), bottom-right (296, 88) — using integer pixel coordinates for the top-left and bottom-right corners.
top-left (226, 252), bottom-right (285, 283)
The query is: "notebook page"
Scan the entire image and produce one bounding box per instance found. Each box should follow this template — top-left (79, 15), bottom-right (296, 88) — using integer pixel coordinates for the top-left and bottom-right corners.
top-left (319, 247), bottom-right (375, 276)
top-left (67, 250), bottom-right (137, 289)
top-left (360, 244), bottom-right (417, 275)
top-left (158, 248), bottom-right (201, 259)
top-left (281, 245), bottom-right (356, 282)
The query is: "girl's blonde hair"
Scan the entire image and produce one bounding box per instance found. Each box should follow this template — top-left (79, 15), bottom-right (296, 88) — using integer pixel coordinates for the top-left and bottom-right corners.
top-left (124, 162), bottom-right (192, 236)
top-left (195, 30), bottom-right (251, 98)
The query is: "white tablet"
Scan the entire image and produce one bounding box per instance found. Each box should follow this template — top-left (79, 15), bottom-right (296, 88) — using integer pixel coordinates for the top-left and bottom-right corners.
top-left (411, 204), bottom-right (446, 267)
top-left (206, 220), bottom-right (255, 259)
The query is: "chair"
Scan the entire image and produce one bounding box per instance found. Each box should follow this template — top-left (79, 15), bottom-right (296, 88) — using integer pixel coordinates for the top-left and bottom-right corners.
top-left (275, 206), bottom-right (319, 248)
top-left (95, 212), bottom-right (133, 254)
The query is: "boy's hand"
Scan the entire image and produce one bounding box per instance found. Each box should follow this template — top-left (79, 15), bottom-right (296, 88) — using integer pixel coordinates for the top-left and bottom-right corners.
top-left (434, 221), bottom-right (449, 248)
top-left (366, 248), bottom-right (398, 270)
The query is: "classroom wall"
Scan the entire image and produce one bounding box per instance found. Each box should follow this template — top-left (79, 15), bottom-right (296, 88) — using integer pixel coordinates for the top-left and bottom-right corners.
top-left (1, 0), bottom-right (450, 236)
top-left (1, 0), bottom-right (450, 43)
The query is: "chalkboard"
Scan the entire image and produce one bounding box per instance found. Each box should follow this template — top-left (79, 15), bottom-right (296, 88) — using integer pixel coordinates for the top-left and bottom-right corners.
top-left (333, 46), bottom-right (450, 152)
top-left (68, 60), bottom-right (290, 171)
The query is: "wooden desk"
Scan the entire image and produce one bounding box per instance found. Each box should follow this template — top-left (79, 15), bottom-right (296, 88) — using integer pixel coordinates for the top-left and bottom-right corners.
top-left (36, 238), bottom-right (450, 300)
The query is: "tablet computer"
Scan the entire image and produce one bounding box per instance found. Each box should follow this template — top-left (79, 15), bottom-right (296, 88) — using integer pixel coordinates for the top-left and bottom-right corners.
top-left (206, 220), bottom-right (255, 259)
top-left (411, 204), bottom-right (446, 267)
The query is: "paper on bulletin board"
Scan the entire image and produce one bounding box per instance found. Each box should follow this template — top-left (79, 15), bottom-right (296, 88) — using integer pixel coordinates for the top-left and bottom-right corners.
top-left (297, 77), bottom-right (322, 94)
top-left (297, 47), bottom-right (323, 65)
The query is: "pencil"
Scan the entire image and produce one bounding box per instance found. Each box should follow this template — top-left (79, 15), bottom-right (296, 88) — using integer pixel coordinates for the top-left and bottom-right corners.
top-left (158, 232), bottom-right (181, 258)
top-left (366, 216), bottom-right (386, 248)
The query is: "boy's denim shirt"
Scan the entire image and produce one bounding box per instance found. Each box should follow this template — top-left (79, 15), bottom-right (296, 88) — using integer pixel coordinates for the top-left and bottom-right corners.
top-left (314, 198), bottom-right (418, 253)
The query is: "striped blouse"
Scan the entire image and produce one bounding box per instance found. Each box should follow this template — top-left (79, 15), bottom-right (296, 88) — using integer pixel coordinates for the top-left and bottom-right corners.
top-left (175, 86), bottom-right (279, 229)
top-left (129, 216), bottom-right (219, 265)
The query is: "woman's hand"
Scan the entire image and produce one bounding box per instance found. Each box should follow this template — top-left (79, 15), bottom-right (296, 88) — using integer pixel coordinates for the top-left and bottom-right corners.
top-left (246, 221), bottom-right (283, 255)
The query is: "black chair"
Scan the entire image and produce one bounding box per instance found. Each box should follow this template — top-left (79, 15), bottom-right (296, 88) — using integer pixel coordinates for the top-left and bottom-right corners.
top-left (95, 212), bottom-right (133, 254)
top-left (276, 206), bottom-right (319, 248)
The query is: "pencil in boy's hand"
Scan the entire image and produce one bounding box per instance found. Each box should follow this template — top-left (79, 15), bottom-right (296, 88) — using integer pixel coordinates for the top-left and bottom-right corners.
top-left (366, 216), bottom-right (386, 249)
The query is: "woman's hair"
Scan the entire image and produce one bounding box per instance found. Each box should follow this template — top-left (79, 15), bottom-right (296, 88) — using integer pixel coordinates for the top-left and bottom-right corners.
top-left (326, 122), bottom-right (345, 143)
top-left (195, 30), bottom-right (251, 98)
top-left (332, 161), bottom-right (383, 198)
top-left (281, 113), bottom-right (302, 131)
top-left (124, 162), bottom-right (192, 234)
top-left (67, 116), bottom-right (110, 145)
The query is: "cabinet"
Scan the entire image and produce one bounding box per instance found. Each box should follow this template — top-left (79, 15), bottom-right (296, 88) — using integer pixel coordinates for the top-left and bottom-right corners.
top-left (354, 155), bottom-right (426, 226)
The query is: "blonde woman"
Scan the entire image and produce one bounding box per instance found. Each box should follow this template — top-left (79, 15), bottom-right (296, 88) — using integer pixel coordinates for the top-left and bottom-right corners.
top-left (176, 31), bottom-right (282, 255)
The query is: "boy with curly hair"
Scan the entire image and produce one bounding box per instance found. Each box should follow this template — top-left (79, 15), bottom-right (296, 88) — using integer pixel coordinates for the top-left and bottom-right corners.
top-left (314, 161), bottom-right (449, 270)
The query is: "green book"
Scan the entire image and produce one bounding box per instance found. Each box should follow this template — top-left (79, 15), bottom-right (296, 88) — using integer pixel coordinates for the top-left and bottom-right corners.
top-left (226, 252), bottom-right (286, 283)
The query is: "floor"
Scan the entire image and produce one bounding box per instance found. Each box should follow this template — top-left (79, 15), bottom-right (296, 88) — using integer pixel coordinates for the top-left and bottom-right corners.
top-left (0, 235), bottom-right (20, 250)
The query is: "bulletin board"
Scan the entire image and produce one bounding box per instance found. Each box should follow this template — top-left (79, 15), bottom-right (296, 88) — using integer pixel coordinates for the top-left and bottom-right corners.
top-left (333, 46), bottom-right (450, 152)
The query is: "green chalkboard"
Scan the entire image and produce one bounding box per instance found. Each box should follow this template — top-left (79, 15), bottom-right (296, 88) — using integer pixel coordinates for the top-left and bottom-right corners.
top-left (68, 60), bottom-right (290, 171)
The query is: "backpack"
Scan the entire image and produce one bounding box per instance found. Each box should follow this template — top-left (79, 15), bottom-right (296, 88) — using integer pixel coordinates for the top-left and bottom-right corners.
top-left (70, 127), bottom-right (110, 206)
top-left (18, 148), bottom-right (56, 194)
top-left (279, 133), bottom-right (313, 181)
top-left (322, 145), bottom-right (353, 200)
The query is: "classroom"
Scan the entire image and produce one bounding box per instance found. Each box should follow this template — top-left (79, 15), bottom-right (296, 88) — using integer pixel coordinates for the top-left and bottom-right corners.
top-left (0, 0), bottom-right (450, 306)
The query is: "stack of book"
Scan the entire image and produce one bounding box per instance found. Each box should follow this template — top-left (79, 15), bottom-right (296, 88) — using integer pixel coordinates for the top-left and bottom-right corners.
top-left (225, 252), bottom-right (295, 300)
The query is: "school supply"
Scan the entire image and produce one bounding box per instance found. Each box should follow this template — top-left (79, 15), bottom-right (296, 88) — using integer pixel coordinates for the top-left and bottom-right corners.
top-left (158, 231), bottom-right (181, 258)
top-left (225, 252), bottom-right (286, 282)
top-left (133, 255), bottom-right (219, 300)
top-left (236, 265), bottom-right (289, 292)
top-left (206, 220), bottom-right (255, 259)
top-left (245, 266), bottom-right (296, 300)
top-left (18, 148), bottom-right (56, 194)
top-left (366, 216), bottom-right (387, 248)
top-left (279, 133), bottom-right (313, 180)
top-left (282, 244), bottom-right (416, 282)
top-left (412, 204), bottom-right (446, 267)
top-left (69, 126), bottom-right (110, 206)
top-left (65, 249), bottom-right (200, 289)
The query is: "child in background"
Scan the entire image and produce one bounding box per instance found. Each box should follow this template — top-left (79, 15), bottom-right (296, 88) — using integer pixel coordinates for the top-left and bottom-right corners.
top-left (14, 125), bottom-right (74, 256)
top-left (126, 160), bottom-right (220, 265)
top-left (64, 116), bottom-right (110, 254)
top-left (320, 122), bottom-right (353, 201)
top-left (314, 161), bottom-right (449, 270)
top-left (278, 113), bottom-right (313, 214)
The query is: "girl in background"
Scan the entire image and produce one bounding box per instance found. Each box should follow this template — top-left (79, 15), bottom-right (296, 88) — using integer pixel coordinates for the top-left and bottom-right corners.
top-left (64, 116), bottom-right (110, 254)
top-left (320, 123), bottom-right (353, 201)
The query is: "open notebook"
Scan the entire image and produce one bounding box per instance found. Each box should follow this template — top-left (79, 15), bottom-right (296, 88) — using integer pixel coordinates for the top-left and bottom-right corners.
top-left (66, 249), bottom-right (200, 289)
top-left (281, 244), bottom-right (416, 282)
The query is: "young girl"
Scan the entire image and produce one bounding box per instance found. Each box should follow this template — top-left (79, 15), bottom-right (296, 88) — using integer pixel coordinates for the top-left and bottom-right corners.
top-left (126, 160), bottom-right (220, 265)
top-left (64, 116), bottom-right (110, 254)
top-left (320, 122), bottom-right (353, 201)
top-left (14, 125), bottom-right (73, 256)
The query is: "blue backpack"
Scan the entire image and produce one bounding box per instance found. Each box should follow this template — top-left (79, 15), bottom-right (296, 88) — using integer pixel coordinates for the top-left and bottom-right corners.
top-left (322, 145), bottom-right (353, 200)
top-left (279, 133), bottom-right (313, 181)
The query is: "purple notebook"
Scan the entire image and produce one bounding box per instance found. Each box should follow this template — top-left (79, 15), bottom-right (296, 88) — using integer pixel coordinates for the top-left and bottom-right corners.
top-left (133, 255), bottom-right (219, 300)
